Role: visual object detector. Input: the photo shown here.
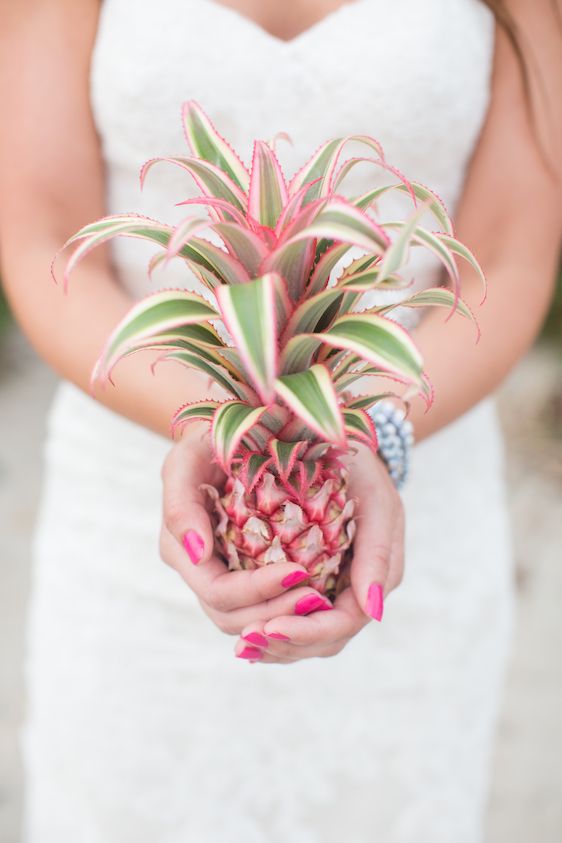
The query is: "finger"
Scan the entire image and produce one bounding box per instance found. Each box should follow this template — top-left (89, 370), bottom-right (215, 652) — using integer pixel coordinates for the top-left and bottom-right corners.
top-left (261, 586), bottom-right (369, 646)
top-left (233, 637), bottom-right (346, 664)
top-left (160, 526), bottom-right (312, 611)
top-left (349, 467), bottom-right (400, 622)
top-left (161, 430), bottom-right (220, 567)
top-left (199, 586), bottom-right (334, 635)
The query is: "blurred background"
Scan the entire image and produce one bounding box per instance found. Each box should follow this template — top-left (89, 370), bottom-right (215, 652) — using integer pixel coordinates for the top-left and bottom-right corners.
top-left (1, 275), bottom-right (561, 842)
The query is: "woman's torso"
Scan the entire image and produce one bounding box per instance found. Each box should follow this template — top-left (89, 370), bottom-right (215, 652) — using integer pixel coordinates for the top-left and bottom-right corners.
top-left (89, 0), bottom-right (495, 307)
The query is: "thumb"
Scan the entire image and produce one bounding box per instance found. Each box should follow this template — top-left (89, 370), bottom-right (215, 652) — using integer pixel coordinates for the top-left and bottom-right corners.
top-left (161, 434), bottom-right (218, 567)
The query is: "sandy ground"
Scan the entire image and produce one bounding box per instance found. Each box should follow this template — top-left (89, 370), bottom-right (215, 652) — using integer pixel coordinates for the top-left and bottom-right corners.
top-left (1, 328), bottom-right (561, 842)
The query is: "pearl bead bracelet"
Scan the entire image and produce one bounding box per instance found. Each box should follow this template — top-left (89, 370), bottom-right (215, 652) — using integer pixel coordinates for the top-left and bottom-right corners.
top-left (368, 400), bottom-right (415, 490)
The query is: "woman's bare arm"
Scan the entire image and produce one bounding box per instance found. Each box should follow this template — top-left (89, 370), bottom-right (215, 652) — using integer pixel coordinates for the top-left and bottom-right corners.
top-left (0, 0), bottom-right (214, 438)
top-left (404, 1), bottom-right (562, 441)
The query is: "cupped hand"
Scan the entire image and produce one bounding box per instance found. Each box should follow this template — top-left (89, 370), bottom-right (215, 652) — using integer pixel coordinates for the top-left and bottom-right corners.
top-left (232, 445), bottom-right (405, 664)
top-left (159, 423), bottom-right (335, 635)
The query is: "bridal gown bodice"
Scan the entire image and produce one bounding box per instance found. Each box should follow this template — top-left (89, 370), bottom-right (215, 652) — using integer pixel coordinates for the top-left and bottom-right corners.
top-left (23, 3), bottom-right (516, 842)
top-left (90, 0), bottom-right (495, 310)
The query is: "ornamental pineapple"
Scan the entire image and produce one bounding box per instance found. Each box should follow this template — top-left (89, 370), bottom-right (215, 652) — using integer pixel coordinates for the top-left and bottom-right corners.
top-left (56, 101), bottom-right (484, 600)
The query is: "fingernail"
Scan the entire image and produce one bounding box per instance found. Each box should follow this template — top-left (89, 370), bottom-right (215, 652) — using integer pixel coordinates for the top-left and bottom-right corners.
top-left (265, 631), bottom-right (290, 641)
top-left (242, 632), bottom-right (268, 648)
top-left (366, 582), bottom-right (384, 621)
top-left (294, 594), bottom-right (333, 615)
top-left (183, 529), bottom-right (204, 565)
top-left (281, 570), bottom-right (309, 589)
top-left (237, 646), bottom-right (264, 661)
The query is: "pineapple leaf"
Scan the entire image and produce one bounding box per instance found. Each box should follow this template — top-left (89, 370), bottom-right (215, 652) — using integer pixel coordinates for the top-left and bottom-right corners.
top-left (316, 312), bottom-right (423, 384)
top-left (174, 196), bottom-right (250, 228)
top-left (375, 203), bottom-right (430, 285)
top-left (248, 140), bottom-right (288, 228)
top-left (95, 290), bottom-right (220, 382)
top-left (378, 286), bottom-right (480, 340)
top-left (342, 408), bottom-right (378, 451)
top-left (268, 439), bottom-right (308, 482)
top-left (307, 242), bottom-right (351, 296)
top-left (140, 156), bottom-right (247, 212)
top-left (281, 197), bottom-right (390, 254)
top-left (152, 349), bottom-right (254, 401)
top-left (171, 399), bottom-right (220, 434)
top-left (212, 401), bottom-right (268, 467)
top-left (182, 100), bottom-right (250, 192)
top-left (436, 233), bottom-right (487, 303)
top-left (212, 222), bottom-right (269, 275)
top-left (216, 273), bottom-right (278, 403)
top-left (275, 364), bottom-right (346, 447)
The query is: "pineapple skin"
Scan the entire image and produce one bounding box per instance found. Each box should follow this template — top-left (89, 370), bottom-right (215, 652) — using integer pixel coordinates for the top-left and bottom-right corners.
top-left (203, 460), bottom-right (356, 600)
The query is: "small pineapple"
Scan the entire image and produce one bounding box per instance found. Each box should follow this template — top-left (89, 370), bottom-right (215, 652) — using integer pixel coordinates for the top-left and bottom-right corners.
top-left (56, 102), bottom-right (484, 599)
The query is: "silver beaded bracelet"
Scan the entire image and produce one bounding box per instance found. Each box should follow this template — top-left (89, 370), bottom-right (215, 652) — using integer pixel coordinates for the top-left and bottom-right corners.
top-left (368, 400), bottom-right (414, 490)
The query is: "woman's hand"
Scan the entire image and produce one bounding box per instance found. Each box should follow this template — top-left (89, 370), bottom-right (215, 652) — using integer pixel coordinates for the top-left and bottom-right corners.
top-left (233, 445), bottom-right (405, 664)
top-left (161, 428), bottom-right (405, 662)
top-left (160, 424), bottom-right (337, 635)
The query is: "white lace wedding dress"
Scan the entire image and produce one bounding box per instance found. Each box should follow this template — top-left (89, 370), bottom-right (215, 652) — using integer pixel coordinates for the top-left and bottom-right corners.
top-left (23, 1), bottom-right (515, 841)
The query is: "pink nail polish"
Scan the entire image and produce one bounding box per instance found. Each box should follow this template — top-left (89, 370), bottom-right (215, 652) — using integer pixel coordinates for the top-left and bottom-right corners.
top-left (366, 582), bottom-right (384, 621)
top-left (266, 631), bottom-right (290, 641)
top-left (237, 646), bottom-right (263, 661)
top-left (294, 594), bottom-right (333, 615)
top-left (183, 530), bottom-right (204, 565)
top-left (242, 632), bottom-right (268, 647)
top-left (281, 570), bottom-right (309, 589)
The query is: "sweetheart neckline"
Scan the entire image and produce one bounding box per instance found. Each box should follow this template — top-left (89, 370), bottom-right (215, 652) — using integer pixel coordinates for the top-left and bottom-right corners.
top-left (202, 0), bottom-right (367, 47)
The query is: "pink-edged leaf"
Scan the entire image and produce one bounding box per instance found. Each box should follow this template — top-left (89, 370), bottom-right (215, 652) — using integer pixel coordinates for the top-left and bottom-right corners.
top-left (274, 177), bottom-right (323, 238)
top-left (181, 100), bottom-right (250, 192)
top-left (385, 221), bottom-right (462, 318)
top-left (171, 399), bottom-right (220, 435)
top-left (344, 393), bottom-right (397, 410)
top-left (436, 233), bottom-right (487, 303)
top-left (238, 452), bottom-right (273, 492)
top-left (268, 439), bottom-right (308, 482)
top-left (248, 140), bottom-right (288, 228)
top-left (182, 236), bottom-right (251, 286)
top-left (151, 349), bottom-right (254, 401)
top-left (342, 408), bottom-right (378, 452)
top-left (375, 202), bottom-right (430, 284)
top-left (95, 289), bottom-right (219, 381)
top-left (212, 221), bottom-right (269, 275)
top-left (212, 401), bottom-right (268, 468)
top-left (166, 217), bottom-right (214, 262)
top-left (307, 242), bottom-right (352, 295)
top-left (275, 364), bottom-right (346, 447)
top-left (334, 156), bottom-right (416, 207)
top-left (140, 156), bottom-right (247, 212)
top-left (377, 286), bottom-right (480, 340)
top-left (175, 196), bottom-right (250, 228)
top-left (216, 273), bottom-right (278, 403)
top-left (315, 312), bottom-right (424, 384)
top-left (280, 196), bottom-right (390, 254)
top-left (288, 134), bottom-right (385, 203)
top-left (53, 214), bottom-right (173, 293)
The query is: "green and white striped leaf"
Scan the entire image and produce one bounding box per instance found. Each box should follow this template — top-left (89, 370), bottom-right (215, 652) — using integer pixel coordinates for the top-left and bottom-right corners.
top-left (275, 364), bottom-right (346, 447)
top-left (216, 273), bottom-right (278, 403)
top-left (342, 408), bottom-right (378, 451)
top-left (375, 203), bottom-right (429, 285)
top-left (248, 140), bottom-right (288, 228)
top-left (212, 401), bottom-right (268, 467)
top-left (436, 233), bottom-right (487, 301)
top-left (307, 242), bottom-right (352, 296)
top-left (268, 439), bottom-right (308, 482)
top-left (281, 197), bottom-right (390, 254)
top-left (140, 156), bottom-right (247, 212)
top-left (152, 349), bottom-right (254, 401)
top-left (378, 286), bottom-right (475, 323)
top-left (182, 100), bottom-right (250, 192)
top-left (171, 399), bottom-right (220, 434)
top-left (212, 222), bottom-right (269, 275)
top-left (97, 290), bottom-right (220, 379)
top-left (55, 215), bottom-right (173, 292)
top-left (316, 313), bottom-right (423, 384)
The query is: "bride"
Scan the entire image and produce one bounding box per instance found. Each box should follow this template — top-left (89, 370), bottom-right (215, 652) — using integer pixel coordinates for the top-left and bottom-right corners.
top-left (1, 1), bottom-right (560, 840)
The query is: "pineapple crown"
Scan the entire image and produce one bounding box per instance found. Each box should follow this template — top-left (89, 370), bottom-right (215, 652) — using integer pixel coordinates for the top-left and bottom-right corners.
top-left (53, 101), bottom-right (485, 489)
